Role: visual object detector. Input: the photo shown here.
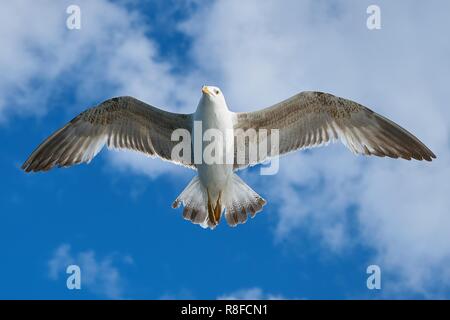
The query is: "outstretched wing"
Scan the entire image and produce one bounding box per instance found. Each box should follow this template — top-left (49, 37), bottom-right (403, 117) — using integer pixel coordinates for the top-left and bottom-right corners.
top-left (233, 91), bottom-right (435, 169)
top-left (22, 96), bottom-right (193, 172)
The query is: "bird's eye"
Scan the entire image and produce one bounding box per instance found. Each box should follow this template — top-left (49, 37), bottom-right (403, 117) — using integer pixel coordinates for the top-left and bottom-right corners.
top-left (215, 90), bottom-right (220, 95)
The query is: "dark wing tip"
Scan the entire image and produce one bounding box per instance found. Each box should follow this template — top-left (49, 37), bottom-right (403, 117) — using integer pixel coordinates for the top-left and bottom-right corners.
top-left (21, 162), bottom-right (29, 172)
top-left (419, 151), bottom-right (434, 162)
top-left (399, 143), bottom-right (435, 162)
top-left (21, 157), bottom-right (48, 173)
top-left (411, 141), bottom-right (436, 162)
top-left (370, 112), bottom-right (437, 163)
top-left (21, 157), bottom-right (38, 173)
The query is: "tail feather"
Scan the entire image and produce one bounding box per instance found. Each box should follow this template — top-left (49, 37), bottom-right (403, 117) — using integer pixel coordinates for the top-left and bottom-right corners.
top-left (172, 174), bottom-right (266, 229)
top-left (223, 174), bottom-right (266, 227)
top-left (172, 176), bottom-right (211, 228)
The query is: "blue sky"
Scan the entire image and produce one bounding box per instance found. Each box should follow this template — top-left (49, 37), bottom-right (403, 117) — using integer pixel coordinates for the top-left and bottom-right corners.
top-left (1, 0), bottom-right (449, 299)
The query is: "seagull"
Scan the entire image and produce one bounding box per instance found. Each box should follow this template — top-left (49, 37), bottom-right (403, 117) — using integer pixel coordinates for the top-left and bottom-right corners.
top-left (22, 86), bottom-right (436, 229)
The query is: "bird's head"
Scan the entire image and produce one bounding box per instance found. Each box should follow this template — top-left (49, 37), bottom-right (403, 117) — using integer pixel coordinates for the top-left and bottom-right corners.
top-left (201, 85), bottom-right (226, 106)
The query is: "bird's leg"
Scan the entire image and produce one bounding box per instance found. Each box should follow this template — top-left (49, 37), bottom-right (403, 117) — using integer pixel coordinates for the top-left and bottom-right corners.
top-left (206, 188), bottom-right (216, 226)
top-left (213, 191), bottom-right (222, 224)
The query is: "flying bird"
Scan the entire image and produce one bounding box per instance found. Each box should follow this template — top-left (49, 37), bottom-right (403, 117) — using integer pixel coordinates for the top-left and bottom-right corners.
top-left (22, 86), bottom-right (436, 229)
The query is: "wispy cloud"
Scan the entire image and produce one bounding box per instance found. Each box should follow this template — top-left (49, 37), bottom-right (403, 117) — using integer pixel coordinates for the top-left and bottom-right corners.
top-left (48, 244), bottom-right (132, 299)
top-left (0, 0), bottom-right (198, 177)
top-left (4, 0), bottom-right (450, 298)
top-left (183, 0), bottom-right (450, 296)
top-left (218, 287), bottom-right (285, 300)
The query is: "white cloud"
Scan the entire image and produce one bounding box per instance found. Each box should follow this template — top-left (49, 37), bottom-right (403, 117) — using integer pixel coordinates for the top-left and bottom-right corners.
top-left (218, 287), bottom-right (284, 300)
top-left (4, 0), bottom-right (450, 297)
top-left (48, 244), bottom-right (132, 299)
top-left (183, 0), bottom-right (450, 296)
top-left (106, 149), bottom-right (193, 180)
top-left (0, 0), bottom-right (199, 177)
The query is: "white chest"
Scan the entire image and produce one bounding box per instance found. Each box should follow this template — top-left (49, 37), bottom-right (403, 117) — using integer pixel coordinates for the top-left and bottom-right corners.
top-left (193, 99), bottom-right (235, 193)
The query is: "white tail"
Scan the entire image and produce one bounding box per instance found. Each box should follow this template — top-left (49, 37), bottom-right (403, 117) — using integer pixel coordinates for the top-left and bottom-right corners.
top-left (172, 176), bottom-right (211, 228)
top-left (172, 174), bottom-right (266, 229)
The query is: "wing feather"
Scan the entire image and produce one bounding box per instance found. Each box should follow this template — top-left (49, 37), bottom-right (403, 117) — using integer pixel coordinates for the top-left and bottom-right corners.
top-left (233, 91), bottom-right (435, 169)
top-left (22, 96), bottom-right (193, 172)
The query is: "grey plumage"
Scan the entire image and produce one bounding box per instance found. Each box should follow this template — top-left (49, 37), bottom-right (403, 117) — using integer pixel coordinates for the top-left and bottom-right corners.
top-left (233, 91), bottom-right (435, 169)
top-left (22, 96), bottom-right (193, 172)
top-left (23, 92), bottom-right (435, 174)
top-left (22, 90), bottom-right (435, 229)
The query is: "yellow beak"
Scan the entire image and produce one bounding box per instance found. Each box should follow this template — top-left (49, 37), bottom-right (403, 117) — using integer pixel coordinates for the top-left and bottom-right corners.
top-left (202, 86), bottom-right (210, 95)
